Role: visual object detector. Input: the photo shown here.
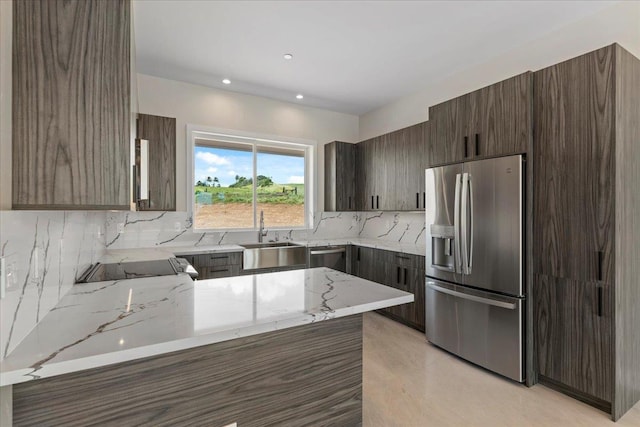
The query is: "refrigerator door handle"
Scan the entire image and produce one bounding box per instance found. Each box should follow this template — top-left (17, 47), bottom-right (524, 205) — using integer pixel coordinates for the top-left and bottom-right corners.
top-left (460, 172), bottom-right (470, 275)
top-left (454, 174), bottom-right (462, 274)
top-left (468, 174), bottom-right (473, 273)
top-left (427, 282), bottom-right (517, 310)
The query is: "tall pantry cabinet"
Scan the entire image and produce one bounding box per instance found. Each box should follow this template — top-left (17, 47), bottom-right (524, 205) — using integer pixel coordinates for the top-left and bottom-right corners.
top-left (533, 44), bottom-right (640, 421)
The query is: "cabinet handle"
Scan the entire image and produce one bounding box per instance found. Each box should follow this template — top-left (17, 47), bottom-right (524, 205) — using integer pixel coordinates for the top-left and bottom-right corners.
top-left (397, 266), bottom-right (401, 285)
top-left (423, 192), bottom-right (425, 209)
top-left (464, 136), bottom-right (469, 158)
top-left (416, 192), bottom-right (420, 209)
top-left (376, 195), bottom-right (379, 210)
top-left (211, 255), bottom-right (229, 260)
top-left (597, 286), bottom-right (603, 317)
top-left (212, 268), bottom-right (229, 273)
top-left (404, 268), bottom-right (408, 286)
top-left (357, 247), bottom-right (361, 262)
top-left (396, 255), bottom-right (410, 260)
top-left (348, 196), bottom-right (351, 210)
top-left (597, 251), bottom-right (603, 281)
top-left (371, 196), bottom-right (374, 209)
top-left (475, 133), bottom-right (480, 156)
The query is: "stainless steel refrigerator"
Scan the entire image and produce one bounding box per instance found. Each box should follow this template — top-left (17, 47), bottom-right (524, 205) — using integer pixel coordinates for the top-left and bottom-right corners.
top-left (424, 154), bottom-right (524, 382)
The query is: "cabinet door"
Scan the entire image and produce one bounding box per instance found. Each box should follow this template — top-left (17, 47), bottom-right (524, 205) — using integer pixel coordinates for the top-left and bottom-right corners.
top-left (535, 274), bottom-right (613, 402)
top-left (404, 266), bottom-right (425, 332)
top-left (137, 114), bottom-right (176, 211)
top-left (12, 0), bottom-right (130, 209)
top-left (396, 123), bottom-right (427, 210)
top-left (373, 134), bottom-right (396, 210)
top-left (533, 46), bottom-right (615, 283)
top-left (335, 142), bottom-right (357, 211)
top-left (355, 140), bottom-right (374, 211)
top-left (428, 94), bottom-right (469, 166)
top-left (324, 141), bottom-right (356, 212)
top-left (469, 72), bottom-right (532, 159)
top-left (352, 246), bottom-right (379, 282)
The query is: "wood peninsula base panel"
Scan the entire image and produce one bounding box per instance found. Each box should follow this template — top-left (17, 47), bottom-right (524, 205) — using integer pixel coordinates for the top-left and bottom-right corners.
top-left (13, 315), bottom-right (363, 427)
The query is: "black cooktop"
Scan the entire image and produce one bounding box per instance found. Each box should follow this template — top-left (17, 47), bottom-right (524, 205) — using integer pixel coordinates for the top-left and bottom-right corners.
top-left (77, 258), bottom-right (197, 283)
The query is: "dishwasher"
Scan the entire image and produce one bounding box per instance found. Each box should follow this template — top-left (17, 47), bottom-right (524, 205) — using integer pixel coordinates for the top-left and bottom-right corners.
top-left (307, 245), bottom-right (348, 273)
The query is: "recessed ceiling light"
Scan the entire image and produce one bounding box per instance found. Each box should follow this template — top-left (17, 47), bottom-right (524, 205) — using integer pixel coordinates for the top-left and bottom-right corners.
top-left (284, 53), bottom-right (293, 60)
top-left (222, 78), bottom-right (231, 85)
top-left (296, 94), bottom-right (304, 100)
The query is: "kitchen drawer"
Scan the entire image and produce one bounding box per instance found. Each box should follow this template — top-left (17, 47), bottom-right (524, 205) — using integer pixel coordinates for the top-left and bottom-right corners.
top-left (200, 265), bottom-right (241, 279)
top-left (196, 252), bottom-right (242, 268)
top-left (376, 249), bottom-right (424, 269)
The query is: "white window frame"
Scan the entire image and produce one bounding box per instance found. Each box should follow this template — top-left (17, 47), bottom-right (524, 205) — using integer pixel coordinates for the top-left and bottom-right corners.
top-left (186, 124), bottom-right (316, 232)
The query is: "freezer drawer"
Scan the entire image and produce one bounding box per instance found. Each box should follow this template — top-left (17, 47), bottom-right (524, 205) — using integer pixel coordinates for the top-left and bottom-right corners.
top-left (425, 279), bottom-right (524, 382)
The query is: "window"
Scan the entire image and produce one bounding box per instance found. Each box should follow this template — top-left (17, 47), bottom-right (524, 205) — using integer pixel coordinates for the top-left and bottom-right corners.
top-left (188, 128), bottom-right (315, 231)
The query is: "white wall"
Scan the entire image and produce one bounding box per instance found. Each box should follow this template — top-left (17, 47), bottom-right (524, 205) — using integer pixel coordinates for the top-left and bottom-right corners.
top-left (359, 1), bottom-right (640, 140)
top-left (136, 74), bottom-right (359, 212)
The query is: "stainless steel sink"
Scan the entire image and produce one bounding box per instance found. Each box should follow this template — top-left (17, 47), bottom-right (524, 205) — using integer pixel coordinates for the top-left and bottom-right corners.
top-left (240, 242), bottom-right (307, 270)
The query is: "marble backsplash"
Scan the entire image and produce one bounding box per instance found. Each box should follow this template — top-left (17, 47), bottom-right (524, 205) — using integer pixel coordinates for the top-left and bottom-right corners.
top-left (104, 210), bottom-right (426, 249)
top-left (0, 211), bottom-right (106, 360)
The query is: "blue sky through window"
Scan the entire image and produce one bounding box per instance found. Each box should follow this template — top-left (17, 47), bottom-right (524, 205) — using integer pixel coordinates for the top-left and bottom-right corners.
top-left (194, 145), bottom-right (305, 186)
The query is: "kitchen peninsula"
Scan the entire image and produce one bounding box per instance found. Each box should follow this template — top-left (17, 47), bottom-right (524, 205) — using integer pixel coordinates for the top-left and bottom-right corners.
top-left (1, 266), bottom-right (412, 426)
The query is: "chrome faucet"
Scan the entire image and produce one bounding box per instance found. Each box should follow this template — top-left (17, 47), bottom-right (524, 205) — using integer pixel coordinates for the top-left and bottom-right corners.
top-left (258, 210), bottom-right (268, 243)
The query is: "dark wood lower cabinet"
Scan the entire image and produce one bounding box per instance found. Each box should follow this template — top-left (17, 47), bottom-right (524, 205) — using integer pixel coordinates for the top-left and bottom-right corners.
top-left (177, 252), bottom-right (242, 279)
top-left (534, 274), bottom-right (613, 408)
top-left (13, 315), bottom-right (363, 427)
top-left (352, 246), bottom-right (425, 332)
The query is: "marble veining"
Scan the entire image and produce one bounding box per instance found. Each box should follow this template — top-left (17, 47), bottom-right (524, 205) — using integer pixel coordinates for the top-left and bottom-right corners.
top-left (1, 209), bottom-right (425, 362)
top-left (0, 268), bottom-right (412, 386)
top-left (104, 210), bottom-right (425, 249)
top-left (0, 211), bottom-right (106, 361)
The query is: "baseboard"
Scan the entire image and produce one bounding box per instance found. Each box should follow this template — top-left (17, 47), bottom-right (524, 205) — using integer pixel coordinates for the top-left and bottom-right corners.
top-left (538, 375), bottom-right (612, 416)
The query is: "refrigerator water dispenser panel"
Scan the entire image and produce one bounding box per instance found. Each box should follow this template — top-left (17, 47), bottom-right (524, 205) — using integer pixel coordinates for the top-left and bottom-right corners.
top-left (431, 224), bottom-right (455, 272)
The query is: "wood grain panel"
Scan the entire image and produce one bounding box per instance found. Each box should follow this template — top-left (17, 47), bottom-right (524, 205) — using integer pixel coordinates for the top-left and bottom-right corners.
top-left (533, 46), bottom-right (615, 283)
top-left (13, 315), bottom-right (363, 427)
top-left (336, 141), bottom-right (357, 211)
top-left (395, 123), bottom-right (427, 211)
top-left (137, 114), bottom-right (176, 211)
top-left (534, 274), bottom-right (613, 402)
top-left (376, 133), bottom-right (397, 210)
top-left (12, 0), bottom-right (130, 209)
top-left (613, 44), bottom-right (640, 421)
top-left (324, 141), bottom-right (356, 211)
top-left (428, 95), bottom-right (468, 166)
top-left (471, 72), bottom-right (532, 158)
top-left (355, 139), bottom-right (374, 211)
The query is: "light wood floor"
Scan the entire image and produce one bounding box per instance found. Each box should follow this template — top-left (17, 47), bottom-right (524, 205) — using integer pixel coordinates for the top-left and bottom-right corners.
top-left (362, 312), bottom-right (640, 427)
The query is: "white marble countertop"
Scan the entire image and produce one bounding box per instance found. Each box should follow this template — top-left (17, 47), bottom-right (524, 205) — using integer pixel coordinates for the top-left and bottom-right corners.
top-left (0, 268), bottom-right (413, 386)
top-left (169, 244), bottom-right (244, 255)
top-left (293, 238), bottom-right (426, 257)
top-left (101, 239), bottom-right (425, 262)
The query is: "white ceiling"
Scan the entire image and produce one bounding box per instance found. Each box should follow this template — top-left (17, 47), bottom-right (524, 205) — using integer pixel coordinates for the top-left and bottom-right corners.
top-left (134, 1), bottom-right (615, 115)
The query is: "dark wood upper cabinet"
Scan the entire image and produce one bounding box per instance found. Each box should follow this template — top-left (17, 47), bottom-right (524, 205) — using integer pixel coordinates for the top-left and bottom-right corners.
top-left (469, 73), bottom-right (532, 158)
top-left (533, 46), bottom-right (615, 283)
top-left (12, 0), bottom-right (130, 210)
top-left (428, 72), bottom-right (531, 166)
top-left (533, 44), bottom-right (640, 421)
top-left (324, 141), bottom-right (357, 211)
top-left (356, 122), bottom-right (428, 211)
top-left (396, 122), bottom-right (428, 210)
top-left (428, 94), bottom-right (469, 166)
top-left (356, 135), bottom-right (395, 211)
top-left (136, 114), bottom-right (177, 211)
